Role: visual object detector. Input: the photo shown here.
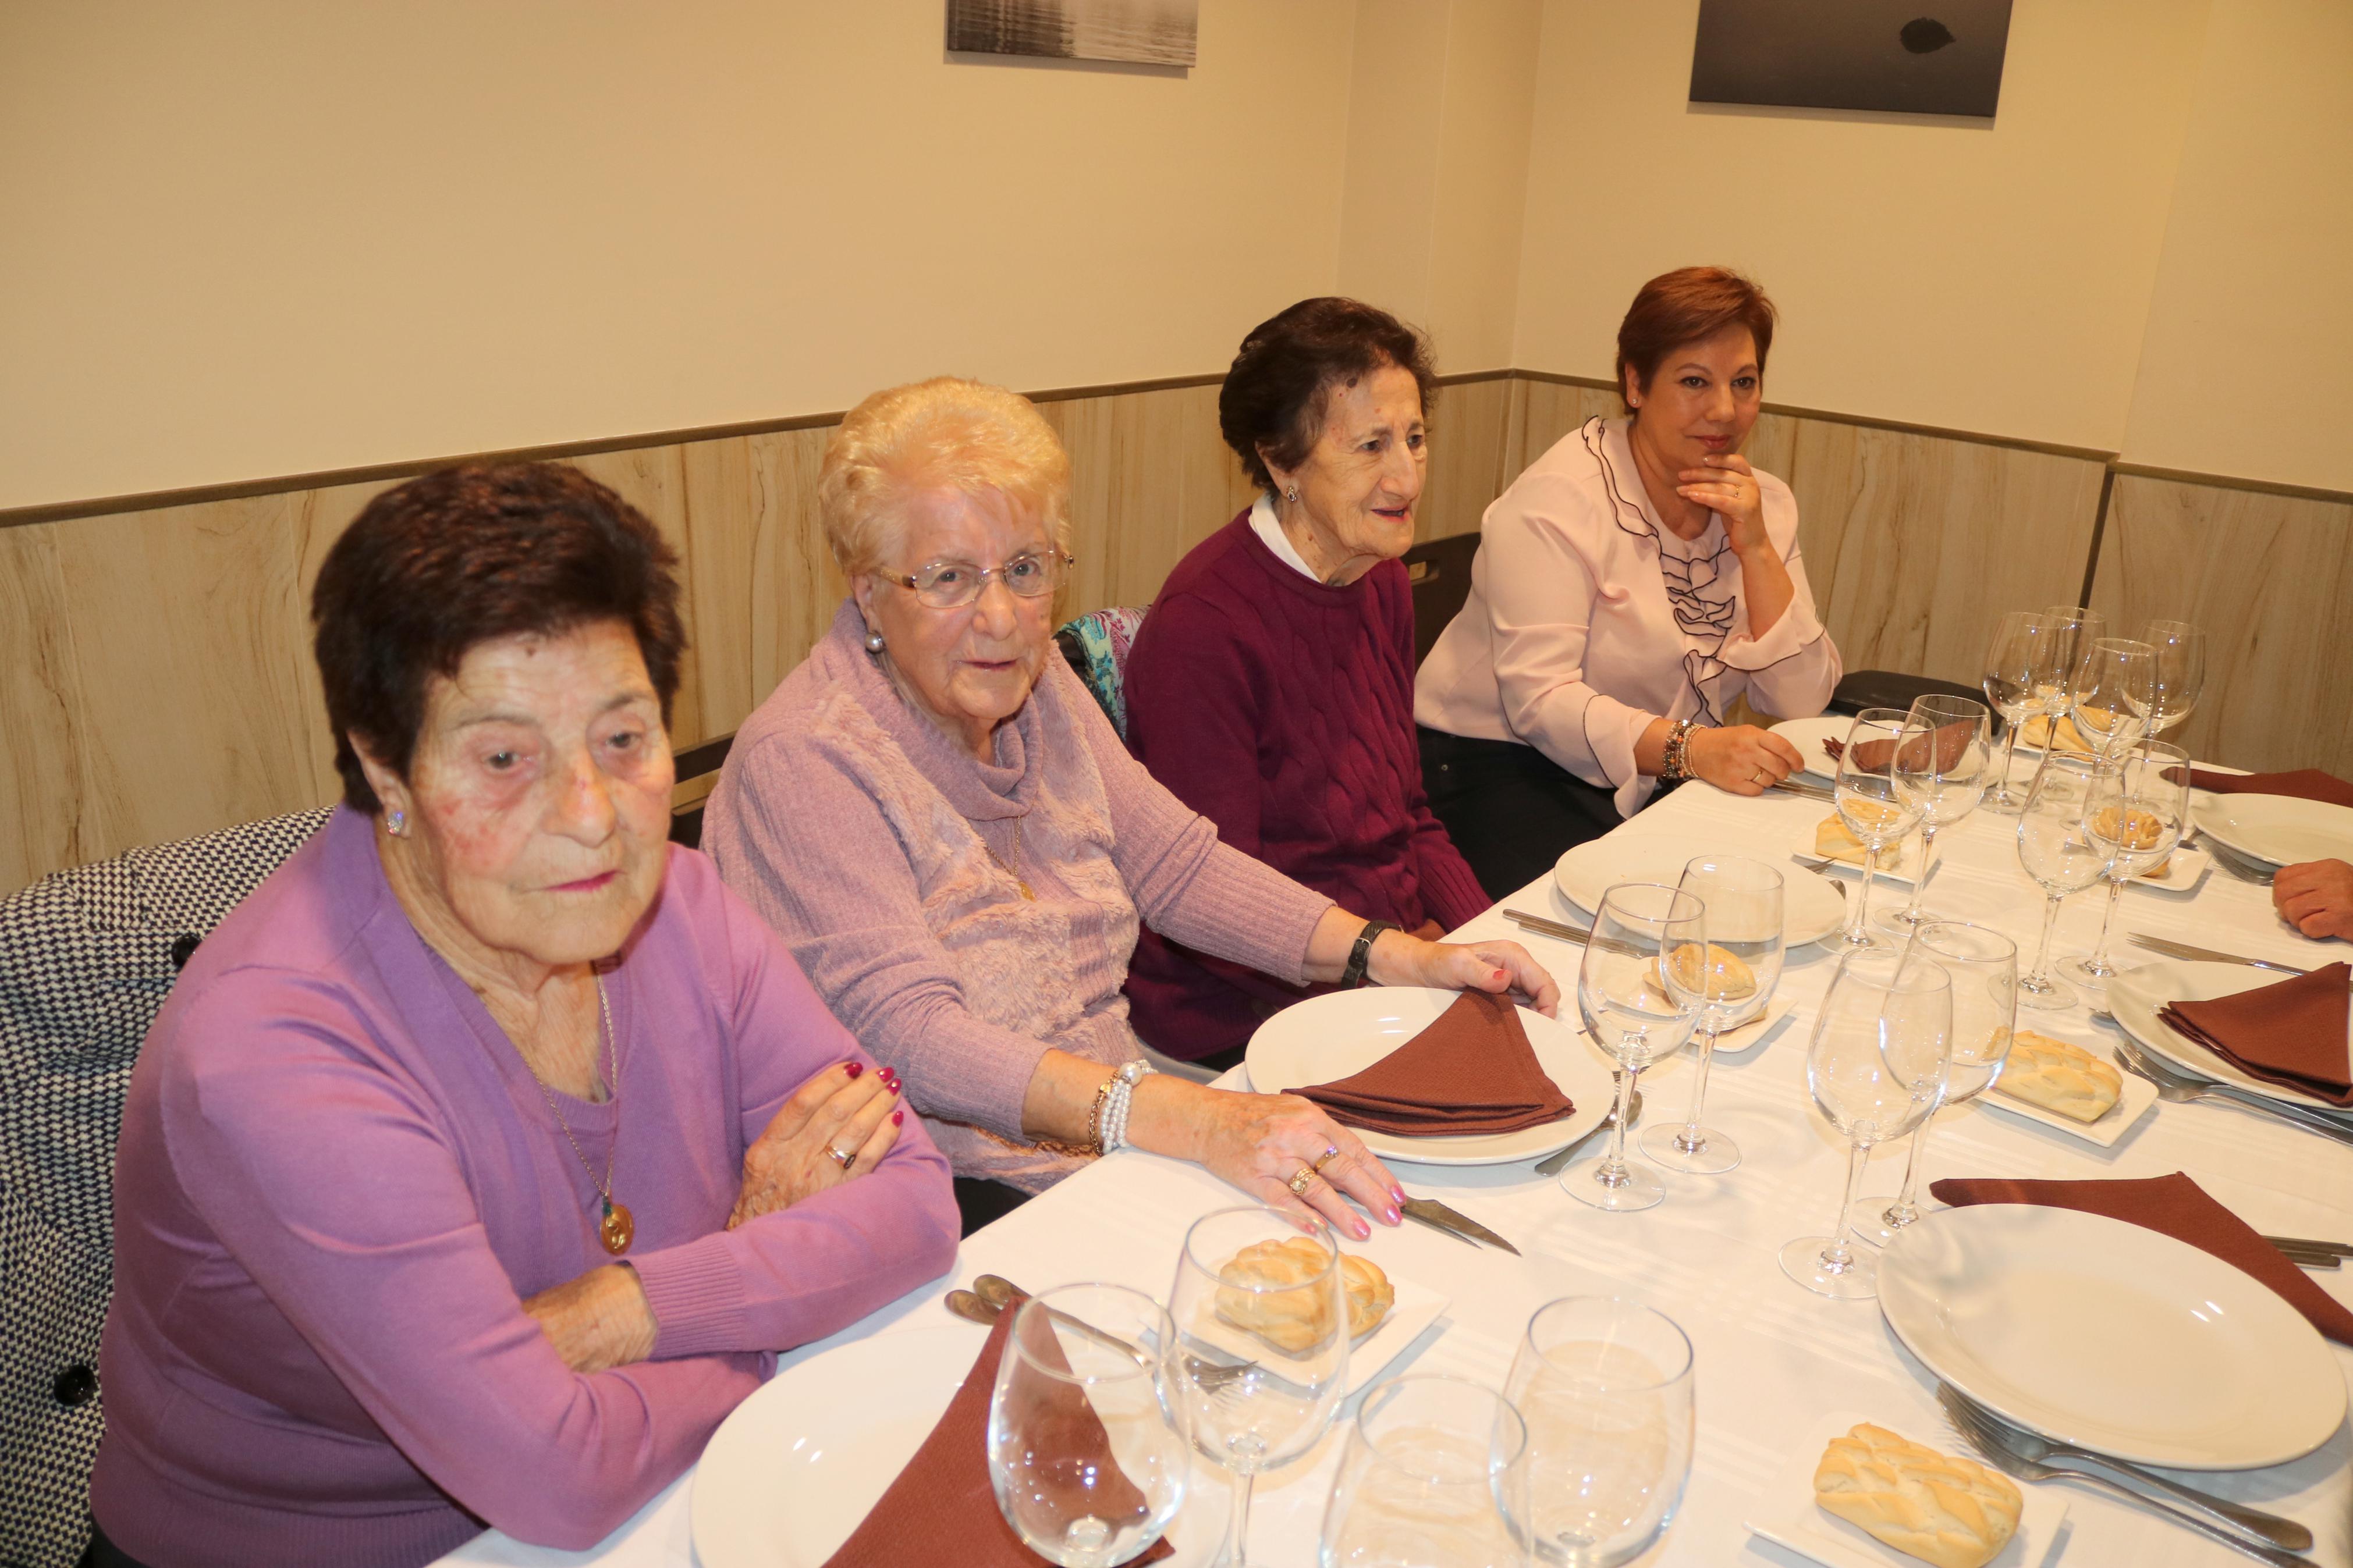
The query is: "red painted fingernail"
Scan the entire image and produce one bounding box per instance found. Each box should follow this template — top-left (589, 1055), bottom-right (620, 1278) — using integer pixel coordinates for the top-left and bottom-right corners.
top-left (879, 1065), bottom-right (897, 1082)
top-left (892, 1108), bottom-right (904, 1126)
top-left (844, 1061), bottom-right (864, 1079)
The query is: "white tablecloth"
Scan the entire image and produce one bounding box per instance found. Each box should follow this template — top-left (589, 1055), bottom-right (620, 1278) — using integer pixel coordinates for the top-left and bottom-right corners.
top-left (441, 778), bottom-right (2353, 1568)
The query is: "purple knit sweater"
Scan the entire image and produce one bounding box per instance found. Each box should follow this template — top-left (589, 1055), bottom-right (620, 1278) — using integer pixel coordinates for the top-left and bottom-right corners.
top-left (91, 806), bottom-right (959, 1568)
top-left (1122, 513), bottom-right (1491, 1058)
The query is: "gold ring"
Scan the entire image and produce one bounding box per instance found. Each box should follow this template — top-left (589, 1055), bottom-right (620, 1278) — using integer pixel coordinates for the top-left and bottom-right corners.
top-left (828, 1146), bottom-right (855, 1171)
top-left (1312, 1144), bottom-right (1343, 1173)
top-left (1287, 1164), bottom-right (1318, 1197)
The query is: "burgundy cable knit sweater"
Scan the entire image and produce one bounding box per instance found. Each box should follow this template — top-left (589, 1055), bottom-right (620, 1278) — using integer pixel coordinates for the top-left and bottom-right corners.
top-left (1123, 511), bottom-right (1491, 1059)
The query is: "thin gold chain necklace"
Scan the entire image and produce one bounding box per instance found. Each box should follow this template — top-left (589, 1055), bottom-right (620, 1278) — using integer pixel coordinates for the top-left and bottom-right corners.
top-left (523, 972), bottom-right (634, 1255)
top-left (982, 815), bottom-right (1035, 900)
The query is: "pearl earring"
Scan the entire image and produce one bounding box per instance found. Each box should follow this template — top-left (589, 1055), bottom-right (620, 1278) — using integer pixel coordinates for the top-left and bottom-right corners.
top-left (386, 808), bottom-right (406, 838)
top-left (864, 628), bottom-right (886, 653)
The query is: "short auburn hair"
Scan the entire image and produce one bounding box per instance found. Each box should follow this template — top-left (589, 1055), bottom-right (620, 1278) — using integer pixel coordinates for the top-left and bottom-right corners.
top-left (1219, 297), bottom-right (1436, 492)
top-left (818, 377), bottom-right (1071, 578)
top-left (1614, 267), bottom-right (1777, 403)
top-left (311, 463), bottom-right (687, 814)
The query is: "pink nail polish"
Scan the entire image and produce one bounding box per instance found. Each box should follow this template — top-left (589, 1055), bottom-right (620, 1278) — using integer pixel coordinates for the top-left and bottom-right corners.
top-left (888, 1079), bottom-right (902, 1096)
top-left (1390, 1185), bottom-right (1406, 1204)
top-left (1385, 1206), bottom-right (1400, 1225)
top-left (844, 1061), bottom-right (864, 1079)
top-left (891, 1108), bottom-right (904, 1126)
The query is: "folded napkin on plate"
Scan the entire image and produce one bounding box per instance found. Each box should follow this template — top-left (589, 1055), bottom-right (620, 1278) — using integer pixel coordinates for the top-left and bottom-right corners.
top-left (2163, 766), bottom-right (2353, 810)
top-left (1296, 990), bottom-right (1574, 1136)
top-left (823, 1298), bottom-right (1173, 1567)
top-left (2158, 962), bottom-right (2352, 1107)
top-left (1928, 1172), bottom-right (2353, 1346)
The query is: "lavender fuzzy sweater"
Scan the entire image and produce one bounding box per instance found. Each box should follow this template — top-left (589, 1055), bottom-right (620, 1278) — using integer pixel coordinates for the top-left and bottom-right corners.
top-left (704, 602), bottom-right (1333, 1189)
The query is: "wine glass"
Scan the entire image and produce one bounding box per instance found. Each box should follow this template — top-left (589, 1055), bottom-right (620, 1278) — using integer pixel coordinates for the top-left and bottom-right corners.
top-left (1318, 1375), bottom-right (1531, 1568)
top-left (2064, 741), bottom-right (2193, 986)
top-left (1829, 709), bottom-right (1923, 953)
top-left (1981, 610), bottom-right (2049, 814)
top-left (989, 1283), bottom-right (1190, 1567)
top-left (1559, 884), bottom-right (1706, 1213)
top-left (1780, 949), bottom-right (1951, 1299)
top-left (2014, 752), bottom-right (2109, 1011)
top-left (1638, 857), bottom-right (1784, 1176)
top-left (2027, 606), bottom-right (2106, 758)
top-left (2139, 620), bottom-right (2207, 748)
top-left (1850, 922), bottom-right (2017, 1247)
top-left (1501, 1297), bottom-right (1694, 1566)
top-left (1167, 1207), bottom-right (1350, 1568)
top-left (2067, 638), bottom-right (2155, 763)
top-left (1876, 695), bottom-right (1992, 935)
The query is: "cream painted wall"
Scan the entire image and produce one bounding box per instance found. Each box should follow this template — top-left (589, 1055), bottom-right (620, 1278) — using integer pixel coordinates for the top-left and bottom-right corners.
top-left (1509, 0), bottom-right (2212, 452)
top-left (2121, 1), bottom-right (2353, 492)
top-left (0, 0), bottom-right (1356, 511)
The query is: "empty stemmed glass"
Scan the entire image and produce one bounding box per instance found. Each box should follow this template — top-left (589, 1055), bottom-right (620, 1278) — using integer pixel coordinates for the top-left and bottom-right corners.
top-left (1829, 709), bottom-right (1923, 952)
top-left (2067, 637), bottom-right (2156, 763)
top-left (1559, 884), bottom-right (1706, 1213)
top-left (2028, 605), bottom-right (2106, 757)
top-left (1781, 949), bottom-right (1952, 1299)
top-left (2139, 620), bottom-right (2207, 752)
top-left (1318, 1375), bottom-right (1531, 1568)
top-left (1638, 857), bottom-right (1784, 1176)
top-left (1850, 922), bottom-right (2017, 1247)
top-left (2065, 741), bottom-right (2194, 986)
top-left (1167, 1207), bottom-right (1350, 1567)
top-left (1981, 610), bottom-right (2049, 814)
top-left (2014, 753), bottom-right (2109, 1011)
top-left (989, 1283), bottom-right (1190, 1567)
top-left (1876, 695), bottom-right (1992, 935)
top-left (1501, 1297), bottom-right (1695, 1565)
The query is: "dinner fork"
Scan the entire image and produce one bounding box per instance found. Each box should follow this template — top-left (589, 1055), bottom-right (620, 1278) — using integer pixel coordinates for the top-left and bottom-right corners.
top-left (1787, 854), bottom-right (1849, 899)
top-left (2112, 1039), bottom-right (2353, 1146)
top-left (1937, 1387), bottom-right (2313, 1563)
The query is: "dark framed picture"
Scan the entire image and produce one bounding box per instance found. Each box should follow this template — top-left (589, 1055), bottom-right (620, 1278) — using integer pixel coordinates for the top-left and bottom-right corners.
top-left (1689, 0), bottom-right (2014, 118)
top-left (947, 0), bottom-right (1198, 68)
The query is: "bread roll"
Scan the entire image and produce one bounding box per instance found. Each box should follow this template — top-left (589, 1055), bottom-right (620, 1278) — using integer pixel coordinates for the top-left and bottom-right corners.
top-left (1814, 1423), bottom-right (2023, 1568)
top-left (1651, 943), bottom-right (1758, 1001)
top-left (2088, 803), bottom-right (2174, 878)
top-left (1213, 1237), bottom-right (1393, 1354)
top-left (1815, 815), bottom-right (1884, 866)
top-left (1995, 1030), bottom-right (2123, 1122)
top-left (2017, 713), bottom-right (2090, 753)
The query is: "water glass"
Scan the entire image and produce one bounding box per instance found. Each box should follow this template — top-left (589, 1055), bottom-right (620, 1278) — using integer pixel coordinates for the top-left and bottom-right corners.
top-left (1319, 1376), bottom-right (1531, 1568)
top-left (1639, 857), bottom-right (1784, 1176)
top-left (1502, 1297), bottom-right (1695, 1566)
top-left (1559, 884), bottom-right (1706, 1213)
top-left (1830, 709), bottom-right (1923, 952)
top-left (989, 1283), bottom-right (1190, 1567)
top-left (2139, 619), bottom-right (2207, 745)
top-left (2014, 752), bottom-right (2110, 1009)
top-left (1981, 609), bottom-right (2049, 813)
top-left (2066, 741), bottom-right (2192, 984)
top-left (1877, 695), bottom-right (1992, 934)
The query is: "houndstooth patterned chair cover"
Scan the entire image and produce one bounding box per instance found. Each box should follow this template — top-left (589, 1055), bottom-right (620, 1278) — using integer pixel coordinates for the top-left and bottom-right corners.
top-left (0, 808), bottom-right (330, 1567)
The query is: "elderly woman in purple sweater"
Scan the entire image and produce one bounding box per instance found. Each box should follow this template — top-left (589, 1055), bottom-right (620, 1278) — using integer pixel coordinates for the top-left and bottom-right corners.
top-left (704, 378), bottom-right (1557, 1238)
top-left (89, 466), bottom-right (957, 1568)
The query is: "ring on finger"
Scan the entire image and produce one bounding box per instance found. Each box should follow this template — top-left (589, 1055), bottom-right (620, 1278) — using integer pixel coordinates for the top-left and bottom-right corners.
top-left (827, 1145), bottom-right (856, 1171)
top-left (1311, 1143), bottom-right (1343, 1174)
top-left (1287, 1164), bottom-right (1319, 1197)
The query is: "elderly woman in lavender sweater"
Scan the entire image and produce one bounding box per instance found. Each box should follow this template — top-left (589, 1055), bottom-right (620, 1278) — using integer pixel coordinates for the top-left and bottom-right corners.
top-left (90, 466), bottom-right (956, 1568)
top-left (704, 378), bottom-right (1558, 1238)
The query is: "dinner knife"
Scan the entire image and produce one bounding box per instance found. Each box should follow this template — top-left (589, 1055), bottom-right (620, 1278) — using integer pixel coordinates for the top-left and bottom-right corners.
top-left (2126, 933), bottom-right (2311, 976)
top-left (1400, 1196), bottom-right (1520, 1256)
top-left (2263, 1233), bottom-right (2353, 1257)
top-left (1503, 908), bottom-right (1591, 944)
top-left (1767, 778), bottom-right (1836, 802)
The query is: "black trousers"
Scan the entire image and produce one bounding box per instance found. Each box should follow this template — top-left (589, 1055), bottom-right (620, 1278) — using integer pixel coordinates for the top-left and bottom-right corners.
top-left (80, 1520), bottom-right (148, 1568)
top-left (1418, 727), bottom-right (1648, 900)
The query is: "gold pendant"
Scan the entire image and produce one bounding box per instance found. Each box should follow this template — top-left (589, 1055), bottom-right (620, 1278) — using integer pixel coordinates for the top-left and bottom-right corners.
top-left (1017, 879), bottom-right (1035, 901)
top-left (600, 1197), bottom-right (634, 1255)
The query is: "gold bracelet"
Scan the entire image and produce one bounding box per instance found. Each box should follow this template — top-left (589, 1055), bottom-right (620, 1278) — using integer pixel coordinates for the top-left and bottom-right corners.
top-left (1038, 1070), bottom-right (1119, 1159)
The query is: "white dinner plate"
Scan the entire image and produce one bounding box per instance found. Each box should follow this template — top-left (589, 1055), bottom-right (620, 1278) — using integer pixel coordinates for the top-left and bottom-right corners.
top-left (1769, 716), bottom-right (1852, 780)
top-left (2106, 959), bottom-right (2352, 1114)
top-left (2191, 791), bottom-right (2353, 869)
top-left (1244, 987), bottom-right (1614, 1165)
top-left (1552, 837), bottom-right (1846, 947)
top-left (1878, 1206), bottom-right (2345, 1469)
top-left (1786, 820), bottom-right (1923, 884)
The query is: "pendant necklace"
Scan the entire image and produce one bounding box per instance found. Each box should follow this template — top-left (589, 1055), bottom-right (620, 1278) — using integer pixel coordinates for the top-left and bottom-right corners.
top-left (982, 815), bottom-right (1036, 901)
top-left (525, 970), bottom-right (634, 1255)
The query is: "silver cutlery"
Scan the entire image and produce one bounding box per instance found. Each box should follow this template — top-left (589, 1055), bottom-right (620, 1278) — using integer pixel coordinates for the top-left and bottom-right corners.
top-left (2268, 1243), bottom-right (2343, 1271)
top-left (1534, 1086), bottom-right (1644, 1176)
top-left (1399, 1196), bottom-right (1521, 1256)
top-left (1938, 1385), bottom-right (2315, 1561)
top-left (1768, 778), bottom-right (1837, 802)
top-left (2263, 1233), bottom-right (2353, 1258)
top-left (1786, 854), bottom-right (1851, 898)
top-left (2127, 933), bottom-right (2311, 975)
top-left (964, 1274), bottom-right (1255, 1390)
top-left (2113, 1039), bottom-right (2353, 1146)
top-left (2191, 831), bottom-right (2280, 887)
top-left (1503, 907), bottom-right (1591, 944)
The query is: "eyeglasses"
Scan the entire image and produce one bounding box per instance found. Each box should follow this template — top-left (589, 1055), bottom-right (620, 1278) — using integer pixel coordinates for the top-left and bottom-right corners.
top-left (881, 550), bottom-right (1074, 610)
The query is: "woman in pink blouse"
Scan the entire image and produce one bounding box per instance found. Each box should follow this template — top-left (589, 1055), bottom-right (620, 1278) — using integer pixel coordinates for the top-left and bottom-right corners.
top-left (1414, 268), bottom-right (1841, 895)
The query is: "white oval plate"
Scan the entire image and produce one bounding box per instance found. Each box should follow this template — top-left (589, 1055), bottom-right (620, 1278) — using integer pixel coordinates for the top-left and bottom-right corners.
top-left (2191, 791), bottom-right (2353, 869)
top-left (1553, 837), bottom-right (1845, 947)
top-left (1879, 1206), bottom-right (2345, 1469)
top-left (1768, 715), bottom-right (1852, 780)
top-left (2106, 958), bottom-right (2351, 1113)
top-left (1245, 986), bottom-right (1613, 1165)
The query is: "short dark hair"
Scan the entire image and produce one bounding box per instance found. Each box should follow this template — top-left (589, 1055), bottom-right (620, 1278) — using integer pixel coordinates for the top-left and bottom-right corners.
top-left (1218, 297), bottom-right (1437, 492)
top-left (1615, 266), bottom-right (1777, 403)
top-left (311, 463), bottom-right (687, 813)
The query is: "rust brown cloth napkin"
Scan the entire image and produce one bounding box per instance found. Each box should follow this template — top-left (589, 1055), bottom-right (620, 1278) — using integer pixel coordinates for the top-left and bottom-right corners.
top-left (2157, 961), bottom-right (2352, 1107)
top-left (1929, 1172), bottom-right (2353, 1346)
top-left (1296, 989), bottom-right (1574, 1136)
top-left (2162, 765), bottom-right (2353, 810)
top-left (822, 1299), bottom-right (1174, 1567)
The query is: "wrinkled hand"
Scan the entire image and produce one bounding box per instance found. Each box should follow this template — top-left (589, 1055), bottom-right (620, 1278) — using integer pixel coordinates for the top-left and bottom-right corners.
top-left (1369, 933), bottom-right (1560, 1018)
top-left (1176, 1080), bottom-right (1402, 1240)
top-left (729, 1060), bottom-right (904, 1229)
top-left (521, 1264), bottom-right (656, 1374)
top-left (2273, 859), bottom-right (2353, 941)
top-left (1677, 453), bottom-right (1768, 552)
top-left (1688, 724), bottom-right (1802, 795)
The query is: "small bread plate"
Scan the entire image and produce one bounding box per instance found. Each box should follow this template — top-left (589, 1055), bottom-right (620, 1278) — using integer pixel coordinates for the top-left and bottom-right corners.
top-left (1879, 1207), bottom-right (2346, 1469)
top-left (1554, 836), bottom-right (1846, 948)
top-left (2191, 791), bottom-right (2353, 869)
top-left (1786, 820), bottom-right (1924, 884)
top-left (1768, 715), bottom-right (1854, 781)
top-left (1183, 1269), bottom-right (1449, 1396)
top-left (2130, 844), bottom-right (2210, 893)
top-left (693, 1325), bottom-right (1206, 1568)
top-left (2107, 958), bottom-right (2352, 1115)
top-left (1981, 1034), bottom-right (2159, 1148)
top-left (1245, 987), bottom-right (1613, 1166)
top-left (1742, 1407), bottom-right (2068, 1568)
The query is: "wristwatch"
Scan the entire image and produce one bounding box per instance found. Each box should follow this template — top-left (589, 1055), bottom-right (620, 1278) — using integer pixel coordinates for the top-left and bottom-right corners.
top-left (1339, 919), bottom-right (1399, 990)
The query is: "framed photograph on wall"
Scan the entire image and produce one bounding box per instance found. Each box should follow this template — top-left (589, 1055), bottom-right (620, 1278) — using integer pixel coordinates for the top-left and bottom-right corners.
top-left (1689, 0), bottom-right (2014, 118)
top-left (947, 0), bottom-right (1198, 68)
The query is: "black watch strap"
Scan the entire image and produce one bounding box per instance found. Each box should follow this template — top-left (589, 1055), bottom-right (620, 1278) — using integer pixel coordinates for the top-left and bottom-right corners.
top-left (1340, 919), bottom-right (1399, 989)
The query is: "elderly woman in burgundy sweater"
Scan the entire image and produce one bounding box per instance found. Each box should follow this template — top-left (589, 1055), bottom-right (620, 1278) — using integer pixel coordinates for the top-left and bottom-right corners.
top-left (704, 378), bottom-right (1557, 1235)
top-left (1121, 298), bottom-right (1490, 1066)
